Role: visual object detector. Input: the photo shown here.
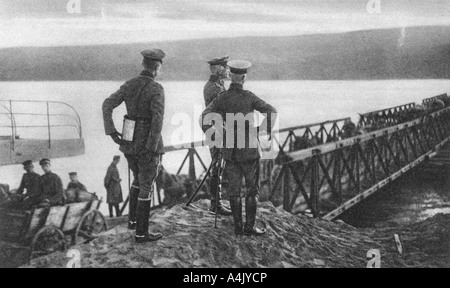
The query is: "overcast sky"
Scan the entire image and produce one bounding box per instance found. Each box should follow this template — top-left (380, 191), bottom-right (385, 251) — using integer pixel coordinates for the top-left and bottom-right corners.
top-left (0, 0), bottom-right (450, 48)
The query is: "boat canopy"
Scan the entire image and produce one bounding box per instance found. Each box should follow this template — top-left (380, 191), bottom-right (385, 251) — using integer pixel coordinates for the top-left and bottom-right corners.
top-left (0, 100), bottom-right (85, 166)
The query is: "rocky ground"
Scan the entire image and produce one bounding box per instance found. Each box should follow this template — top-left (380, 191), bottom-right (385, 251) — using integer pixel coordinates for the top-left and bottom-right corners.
top-left (23, 200), bottom-right (450, 268)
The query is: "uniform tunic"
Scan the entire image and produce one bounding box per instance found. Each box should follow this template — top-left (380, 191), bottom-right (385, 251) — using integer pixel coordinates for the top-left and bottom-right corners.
top-left (201, 83), bottom-right (277, 197)
top-left (17, 172), bottom-right (42, 200)
top-left (203, 75), bottom-right (226, 205)
top-left (202, 83), bottom-right (277, 163)
top-left (104, 163), bottom-right (124, 204)
top-left (102, 70), bottom-right (165, 156)
top-left (41, 172), bottom-right (65, 206)
top-left (102, 70), bottom-right (164, 201)
top-left (67, 181), bottom-right (87, 192)
top-left (204, 75), bottom-right (225, 107)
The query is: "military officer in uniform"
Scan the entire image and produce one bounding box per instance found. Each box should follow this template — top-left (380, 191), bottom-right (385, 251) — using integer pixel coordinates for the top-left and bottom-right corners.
top-left (104, 156), bottom-right (124, 217)
top-left (16, 160), bottom-right (42, 203)
top-left (201, 60), bottom-right (277, 236)
top-left (102, 48), bottom-right (165, 243)
top-left (203, 56), bottom-right (232, 216)
top-left (40, 158), bottom-right (65, 206)
top-left (5, 160), bottom-right (42, 209)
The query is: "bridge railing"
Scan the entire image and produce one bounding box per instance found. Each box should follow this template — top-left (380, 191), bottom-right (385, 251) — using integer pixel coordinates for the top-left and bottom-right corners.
top-left (0, 100), bottom-right (83, 151)
top-left (269, 106), bottom-right (450, 220)
top-left (357, 102), bottom-right (416, 129)
top-left (422, 93), bottom-right (449, 109)
top-left (164, 117), bottom-right (352, 187)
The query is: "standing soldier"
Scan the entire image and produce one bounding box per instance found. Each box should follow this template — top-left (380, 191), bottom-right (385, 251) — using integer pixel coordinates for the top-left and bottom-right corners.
top-left (104, 156), bottom-right (124, 217)
top-left (201, 60), bottom-right (277, 236)
top-left (203, 56), bottom-right (232, 216)
top-left (39, 158), bottom-right (65, 206)
top-left (102, 49), bottom-right (165, 243)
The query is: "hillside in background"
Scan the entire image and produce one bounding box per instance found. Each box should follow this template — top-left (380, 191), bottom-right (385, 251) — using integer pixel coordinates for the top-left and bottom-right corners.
top-left (1, 26), bottom-right (450, 81)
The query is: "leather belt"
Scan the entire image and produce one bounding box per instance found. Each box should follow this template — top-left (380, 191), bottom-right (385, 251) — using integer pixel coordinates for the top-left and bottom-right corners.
top-left (125, 115), bottom-right (151, 123)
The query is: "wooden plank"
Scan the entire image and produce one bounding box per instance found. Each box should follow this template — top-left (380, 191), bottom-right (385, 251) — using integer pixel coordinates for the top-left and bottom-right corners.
top-left (45, 205), bottom-right (70, 228)
top-left (59, 202), bottom-right (93, 232)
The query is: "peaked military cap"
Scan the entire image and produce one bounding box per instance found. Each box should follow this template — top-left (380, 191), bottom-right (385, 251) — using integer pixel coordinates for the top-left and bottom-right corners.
top-left (22, 160), bottom-right (33, 167)
top-left (228, 60), bottom-right (252, 74)
top-left (69, 172), bottom-right (77, 176)
top-left (141, 48), bottom-right (166, 63)
top-left (39, 158), bottom-right (51, 166)
top-left (207, 55), bottom-right (229, 66)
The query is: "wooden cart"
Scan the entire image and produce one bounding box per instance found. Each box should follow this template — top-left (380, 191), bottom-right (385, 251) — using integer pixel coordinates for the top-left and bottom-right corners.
top-left (0, 199), bottom-right (107, 262)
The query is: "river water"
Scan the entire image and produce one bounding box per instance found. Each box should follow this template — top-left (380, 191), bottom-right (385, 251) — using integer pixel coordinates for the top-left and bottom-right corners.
top-left (1, 79), bottom-right (449, 224)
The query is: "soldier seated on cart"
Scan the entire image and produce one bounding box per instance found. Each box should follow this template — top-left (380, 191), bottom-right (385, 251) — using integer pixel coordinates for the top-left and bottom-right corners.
top-left (67, 172), bottom-right (87, 192)
top-left (0, 161), bottom-right (44, 209)
top-left (39, 158), bottom-right (66, 207)
top-left (65, 172), bottom-right (95, 204)
top-left (14, 160), bottom-right (43, 207)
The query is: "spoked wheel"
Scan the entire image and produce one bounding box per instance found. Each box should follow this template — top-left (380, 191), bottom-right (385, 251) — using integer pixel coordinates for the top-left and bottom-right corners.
top-left (74, 210), bottom-right (107, 245)
top-left (30, 226), bottom-right (67, 260)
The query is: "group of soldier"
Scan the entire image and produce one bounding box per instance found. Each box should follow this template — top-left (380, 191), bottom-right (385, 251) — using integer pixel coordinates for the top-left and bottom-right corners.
top-left (1, 159), bottom-right (87, 210)
top-left (102, 49), bottom-right (277, 243)
top-left (0, 154), bottom-right (126, 219)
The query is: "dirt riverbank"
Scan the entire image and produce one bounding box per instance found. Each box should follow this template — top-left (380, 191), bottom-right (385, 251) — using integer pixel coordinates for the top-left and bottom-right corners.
top-left (23, 200), bottom-right (450, 268)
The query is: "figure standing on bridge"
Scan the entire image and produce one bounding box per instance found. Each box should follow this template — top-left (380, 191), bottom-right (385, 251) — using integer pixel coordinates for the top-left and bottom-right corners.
top-left (102, 49), bottom-right (165, 243)
top-left (203, 55), bottom-right (232, 216)
top-left (201, 60), bottom-right (277, 236)
top-left (39, 158), bottom-right (65, 207)
top-left (104, 156), bottom-right (124, 218)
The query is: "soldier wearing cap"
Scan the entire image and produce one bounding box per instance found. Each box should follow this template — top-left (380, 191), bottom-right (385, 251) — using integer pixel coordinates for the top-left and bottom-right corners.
top-left (5, 160), bottom-right (43, 209)
top-left (67, 172), bottom-right (87, 192)
top-left (39, 158), bottom-right (65, 206)
top-left (201, 60), bottom-right (277, 236)
top-left (104, 155), bottom-right (124, 218)
top-left (203, 56), bottom-right (232, 216)
top-left (16, 160), bottom-right (42, 200)
top-left (102, 48), bottom-right (165, 243)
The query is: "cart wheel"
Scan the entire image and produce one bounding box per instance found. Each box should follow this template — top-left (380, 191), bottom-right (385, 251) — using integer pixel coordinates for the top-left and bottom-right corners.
top-left (74, 210), bottom-right (107, 245)
top-left (30, 226), bottom-right (67, 260)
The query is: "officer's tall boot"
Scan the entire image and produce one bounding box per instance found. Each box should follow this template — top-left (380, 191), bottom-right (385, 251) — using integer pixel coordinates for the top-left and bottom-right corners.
top-left (229, 196), bottom-right (243, 236)
top-left (244, 195), bottom-right (266, 236)
top-left (209, 159), bottom-right (232, 216)
top-left (210, 176), bottom-right (232, 216)
top-left (128, 186), bottom-right (139, 230)
top-left (135, 200), bottom-right (162, 243)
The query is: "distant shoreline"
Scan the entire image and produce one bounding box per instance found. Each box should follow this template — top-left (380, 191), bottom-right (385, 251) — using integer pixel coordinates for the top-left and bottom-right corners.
top-left (1, 26), bottom-right (450, 82)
